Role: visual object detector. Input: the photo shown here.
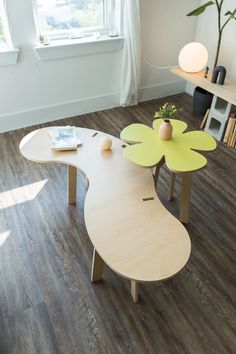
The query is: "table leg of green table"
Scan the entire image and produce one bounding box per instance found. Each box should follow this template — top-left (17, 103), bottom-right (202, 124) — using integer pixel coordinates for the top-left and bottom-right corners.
top-left (68, 165), bottom-right (77, 205)
top-left (153, 159), bottom-right (164, 186)
top-left (180, 172), bottom-right (192, 224)
top-left (168, 172), bottom-right (176, 201)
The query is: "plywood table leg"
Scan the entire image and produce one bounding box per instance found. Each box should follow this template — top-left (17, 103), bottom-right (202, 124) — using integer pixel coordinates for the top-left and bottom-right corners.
top-left (91, 248), bottom-right (104, 282)
top-left (131, 280), bottom-right (138, 303)
top-left (180, 172), bottom-right (193, 224)
top-left (168, 172), bottom-right (176, 201)
top-left (153, 166), bottom-right (160, 186)
top-left (68, 165), bottom-right (77, 204)
top-left (153, 159), bottom-right (164, 187)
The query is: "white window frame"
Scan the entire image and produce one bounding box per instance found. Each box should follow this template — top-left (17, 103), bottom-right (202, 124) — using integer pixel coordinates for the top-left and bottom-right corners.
top-left (32, 0), bottom-right (114, 41)
top-left (0, 0), bottom-right (18, 66)
top-left (0, 0), bottom-right (13, 49)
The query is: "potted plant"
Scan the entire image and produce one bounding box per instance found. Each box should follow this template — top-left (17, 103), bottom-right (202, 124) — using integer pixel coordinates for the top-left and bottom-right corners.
top-left (154, 103), bottom-right (183, 119)
top-left (187, 1), bottom-right (236, 68)
top-left (154, 103), bottom-right (183, 140)
top-left (187, 1), bottom-right (236, 116)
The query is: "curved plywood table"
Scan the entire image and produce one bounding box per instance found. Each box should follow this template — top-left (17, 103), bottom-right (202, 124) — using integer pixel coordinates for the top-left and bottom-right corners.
top-left (20, 127), bottom-right (191, 302)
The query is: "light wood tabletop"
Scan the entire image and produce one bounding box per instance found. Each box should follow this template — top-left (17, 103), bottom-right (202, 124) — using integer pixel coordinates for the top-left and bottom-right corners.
top-left (19, 127), bottom-right (191, 302)
top-left (171, 67), bottom-right (236, 106)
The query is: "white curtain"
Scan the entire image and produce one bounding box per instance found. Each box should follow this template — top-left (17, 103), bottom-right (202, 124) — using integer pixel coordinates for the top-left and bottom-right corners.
top-left (120, 0), bottom-right (141, 107)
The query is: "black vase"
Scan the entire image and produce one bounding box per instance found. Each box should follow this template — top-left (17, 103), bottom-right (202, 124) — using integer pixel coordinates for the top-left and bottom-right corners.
top-left (211, 66), bottom-right (227, 85)
top-left (193, 86), bottom-right (213, 116)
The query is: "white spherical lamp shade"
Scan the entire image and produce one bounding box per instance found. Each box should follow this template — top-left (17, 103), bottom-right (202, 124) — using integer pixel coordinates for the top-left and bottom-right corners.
top-left (178, 42), bottom-right (208, 73)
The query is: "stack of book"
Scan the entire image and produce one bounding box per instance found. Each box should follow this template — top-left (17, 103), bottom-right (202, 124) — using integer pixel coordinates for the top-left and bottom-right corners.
top-left (223, 113), bottom-right (236, 148)
top-left (48, 126), bottom-right (82, 151)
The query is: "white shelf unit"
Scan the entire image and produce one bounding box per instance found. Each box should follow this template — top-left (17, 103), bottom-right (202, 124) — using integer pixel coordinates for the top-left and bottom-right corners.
top-left (170, 68), bottom-right (236, 141)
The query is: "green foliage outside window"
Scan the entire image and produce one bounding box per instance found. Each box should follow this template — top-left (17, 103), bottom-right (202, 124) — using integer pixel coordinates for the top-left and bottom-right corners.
top-left (37, 0), bottom-right (104, 33)
top-left (72, 4), bottom-right (103, 28)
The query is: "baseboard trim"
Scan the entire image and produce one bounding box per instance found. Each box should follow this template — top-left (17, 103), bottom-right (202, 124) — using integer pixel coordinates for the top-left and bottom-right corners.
top-left (0, 80), bottom-right (185, 133)
top-left (0, 93), bottom-right (120, 133)
top-left (139, 80), bottom-right (185, 102)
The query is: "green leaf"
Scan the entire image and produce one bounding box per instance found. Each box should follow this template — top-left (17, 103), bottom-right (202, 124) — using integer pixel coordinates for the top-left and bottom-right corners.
top-left (187, 1), bottom-right (215, 16)
top-left (225, 9), bottom-right (236, 19)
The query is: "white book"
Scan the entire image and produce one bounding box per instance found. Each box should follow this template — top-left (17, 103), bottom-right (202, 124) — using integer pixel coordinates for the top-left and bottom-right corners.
top-left (48, 126), bottom-right (82, 151)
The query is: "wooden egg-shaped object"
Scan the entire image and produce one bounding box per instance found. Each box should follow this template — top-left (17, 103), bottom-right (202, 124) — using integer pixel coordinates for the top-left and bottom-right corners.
top-left (100, 137), bottom-right (112, 150)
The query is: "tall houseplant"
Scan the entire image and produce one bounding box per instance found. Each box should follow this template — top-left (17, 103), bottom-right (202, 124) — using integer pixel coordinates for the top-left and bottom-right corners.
top-left (187, 1), bottom-right (236, 68)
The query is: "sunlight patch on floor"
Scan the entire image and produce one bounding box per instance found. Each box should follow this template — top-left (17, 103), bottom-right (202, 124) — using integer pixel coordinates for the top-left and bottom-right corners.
top-left (0, 179), bottom-right (48, 209)
top-left (0, 230), bottom-right (11, 247)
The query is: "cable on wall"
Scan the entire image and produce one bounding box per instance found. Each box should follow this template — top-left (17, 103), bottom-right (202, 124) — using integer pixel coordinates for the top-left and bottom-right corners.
top-left (142, 56), bottom-right (178, 70)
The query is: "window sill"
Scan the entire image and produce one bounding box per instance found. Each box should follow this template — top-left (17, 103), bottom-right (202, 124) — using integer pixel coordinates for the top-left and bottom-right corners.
top-left (0, 48), bottom-right (19, 66)
top-left (35, 36), bottom-right (124, 61)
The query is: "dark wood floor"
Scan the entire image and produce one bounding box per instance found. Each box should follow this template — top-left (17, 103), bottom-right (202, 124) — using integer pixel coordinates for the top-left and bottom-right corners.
top-left (0, 93), bottom-right (235, 354)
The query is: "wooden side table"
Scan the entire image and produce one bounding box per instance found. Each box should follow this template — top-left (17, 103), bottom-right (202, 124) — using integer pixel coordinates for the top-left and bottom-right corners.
top-left (120, 119), bottom-right (217, 223)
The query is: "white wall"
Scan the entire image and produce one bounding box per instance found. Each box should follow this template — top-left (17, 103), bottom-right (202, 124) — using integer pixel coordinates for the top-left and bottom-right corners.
top-left (186, 0), bottom-right (236, 95)
top-left (0, 0), bottom-right (199, 132)
top-left (139, 0), bottom-right (199, 101)
top-left (0, 0), bottom-right (123, 132)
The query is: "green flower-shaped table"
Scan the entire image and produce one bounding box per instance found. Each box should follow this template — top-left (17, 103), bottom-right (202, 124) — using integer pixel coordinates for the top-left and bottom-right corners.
top-left (120, 119), bottom-right (217, 223)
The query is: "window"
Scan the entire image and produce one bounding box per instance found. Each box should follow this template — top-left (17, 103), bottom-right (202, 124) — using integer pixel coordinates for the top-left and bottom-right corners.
top-left (33, 0), bottom-right (113, 41)
top-left (0, 15), bottom-right (5, 46)
top-left (0, 0), bottom-right (12, 48)
top-left (0, 1), bottom-right (18, 65)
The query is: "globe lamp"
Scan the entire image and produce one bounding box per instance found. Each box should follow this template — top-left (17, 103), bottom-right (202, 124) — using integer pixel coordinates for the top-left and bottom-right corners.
top-left (178, 42), bottom-right (208, 73)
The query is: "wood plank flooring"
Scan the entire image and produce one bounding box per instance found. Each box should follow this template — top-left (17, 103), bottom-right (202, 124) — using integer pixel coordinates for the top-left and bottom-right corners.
top-left (0, 93), bottom-right (235, 354)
